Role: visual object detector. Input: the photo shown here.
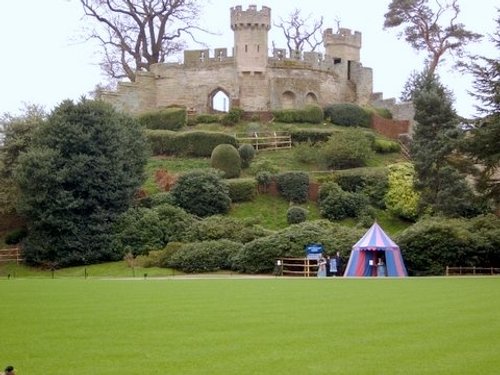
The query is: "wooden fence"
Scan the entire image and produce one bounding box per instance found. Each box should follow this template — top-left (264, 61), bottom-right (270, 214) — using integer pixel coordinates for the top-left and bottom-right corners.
top-left (235, 131), bottom-right (291, 151)
top-left (445, 266), bottom-right (500, 276)
top-left (276, 257), bottom-right (319, 277)
top-left (0, 247), bottom-right (23, 264)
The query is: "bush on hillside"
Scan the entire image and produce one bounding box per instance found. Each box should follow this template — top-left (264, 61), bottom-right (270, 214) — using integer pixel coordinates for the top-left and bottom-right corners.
top-left (183, 215), bottom-right (271, 244)
top-left (332, 168), bottom-right (389, 208)
top-left (273, 106), bottom-right (324, 124)
top-left (372, 138), bottom-right (401, 153)
top-left (276, 171), bottom-right (310, 203)
top-left (171, 169), bottom-right (231, 217)
top-left (318, 182), bottom-right (368, 220)
top-left (221, 107), bottom-right (244, 126)
top-left (238, 144), bottom-right (256, 168)
top-left (320, 129), bottom-right (374, 169)
top-left (287, 206), bottom-right (308, 224)
top-left (290, 129), bottom-right (337, 144)
top-left (384, 163), bottom-right (419, 221)
top-left (153, 203), bottom-right (197, 242)
top-left (168, 239), bottom-right (242, 273)
top-left (211, 144), bottom-right (241, 178)
top-left (138, 107), bottom-right (186, 130)
top-left (227, 178), bottom-right (257, 202)
top-left (324, 103), bottom-right (371, 127)
top-left (232, 220), bottom-right (364, 273)
top-left (293, 140), bottom-right (319, 164)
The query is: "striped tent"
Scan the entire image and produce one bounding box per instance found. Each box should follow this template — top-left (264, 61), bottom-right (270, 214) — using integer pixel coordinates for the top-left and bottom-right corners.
top-left (344, 222), bottom-right (407, 277)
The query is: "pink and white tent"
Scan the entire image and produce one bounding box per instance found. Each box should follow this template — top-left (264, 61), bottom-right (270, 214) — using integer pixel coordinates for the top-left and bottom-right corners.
top-left (344, 222), bottom-right (407, 277)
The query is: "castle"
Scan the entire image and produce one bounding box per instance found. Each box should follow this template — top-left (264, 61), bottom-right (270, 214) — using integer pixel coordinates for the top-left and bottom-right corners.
top-left (100, 5), bottom-right (411, 121)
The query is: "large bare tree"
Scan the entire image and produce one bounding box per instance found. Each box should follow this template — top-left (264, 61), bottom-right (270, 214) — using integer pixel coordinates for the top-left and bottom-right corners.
top-left (81, 0), bottom-right (206, 82)
top-left (275, 9), bottom-right (323, 60)
top-left (384, 0), bottom-right (481, 75)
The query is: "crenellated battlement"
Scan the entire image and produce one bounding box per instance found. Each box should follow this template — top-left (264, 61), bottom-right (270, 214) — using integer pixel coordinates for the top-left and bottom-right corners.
top-left (323, 28), bottom-right (362, 48)
top-left (230, 5), bottom-right (271, 31)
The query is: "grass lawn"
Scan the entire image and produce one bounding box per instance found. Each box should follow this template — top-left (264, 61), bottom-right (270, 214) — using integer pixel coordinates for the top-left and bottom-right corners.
top-left (1, 277), bottom-right (499, 374)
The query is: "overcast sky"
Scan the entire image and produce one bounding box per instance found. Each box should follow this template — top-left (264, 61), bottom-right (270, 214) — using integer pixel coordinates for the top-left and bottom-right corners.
top-left (0, 0), bottom-right (497, 117)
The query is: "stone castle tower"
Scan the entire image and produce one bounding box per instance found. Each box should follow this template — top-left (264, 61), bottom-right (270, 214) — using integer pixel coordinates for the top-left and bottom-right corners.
top-left (99, 4), bottom-right (410, 120)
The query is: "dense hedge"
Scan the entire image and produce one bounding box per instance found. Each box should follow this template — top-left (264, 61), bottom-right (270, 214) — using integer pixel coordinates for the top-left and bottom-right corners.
top-left (318, 182), bottom-right (368, 220)
top-left (372, 138), bottom-right (401, 153)
top-left (138, 107), bottom-right (186, 130)
top-left (320, 129), bottom-right (374, 169)
top-left (332, 167), bottom-right (389, 208)
top-left (290, 129), bottom-right (338, 144)
top-left (276, 171), bottom-right (310, 203)
top-left (397, 215), bottom-right (500, 276)
top-left (168, 239), bottom-right (242, 273)
top-left (145, 130), bottom-right (238, 157)
top-left (183, 215), bottom-right (271, 244)
top-left (232, 220), bottom-right (364, 273)
top-left (273, 106), bottom-right (324, 124)
top-left (221, 107), bottom-right (244, 126)
top-left (385, 163), bottom-right (419, 221)
top-left (227, 178), bottom-right (257, 202)
top-left (324, 103), bottom-right (371, 127)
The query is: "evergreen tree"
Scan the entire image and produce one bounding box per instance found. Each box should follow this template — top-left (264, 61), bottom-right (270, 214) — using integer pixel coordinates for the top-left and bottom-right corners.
top-left (461, 11), bottom-right (500, 208)
top-left (15, 99), bottom-right (148, 266)
top-left (411, 73), bottom-right (482, 217)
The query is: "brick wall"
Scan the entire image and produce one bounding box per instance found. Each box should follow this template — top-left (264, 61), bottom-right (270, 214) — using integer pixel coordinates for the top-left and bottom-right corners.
top-left (371, 114), bottom-right (410, 139)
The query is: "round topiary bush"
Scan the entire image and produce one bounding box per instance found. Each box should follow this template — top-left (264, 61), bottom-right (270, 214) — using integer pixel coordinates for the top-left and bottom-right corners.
top-left (211, 144), bottom-right (241, 178)
top-left (238, 144), bottom-right (256, 168)
top-left (287, 206), bottom-right (308, 224)
top-left (324, 103), bottom-right (371, 127)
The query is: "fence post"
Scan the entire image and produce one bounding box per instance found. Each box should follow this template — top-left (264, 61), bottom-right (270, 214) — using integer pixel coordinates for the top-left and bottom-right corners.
top-left (446, 266), bottom-right (449, 276)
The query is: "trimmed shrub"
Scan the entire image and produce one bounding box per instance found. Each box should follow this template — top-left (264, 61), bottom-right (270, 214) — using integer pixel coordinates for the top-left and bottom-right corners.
top-left (324, 103), bottom-right (371, 127)
top-left (276, 171), bottom-right (310, 203)
top-left (136, 242), bottom-right (183, 268)
top-left (144, 129), bottom-right (178, 155)
top-left (227, 178), bottom-right (257, 202)
top-left (318, 182), bottom-right (368, 220)
top-left (287, 206), bottom-right (308, 224)
top-left (320, 129), bottom-right (374, 169)
top-left (372, 138), bottom-right (401, 153)
top-left (221, 107), bottom-right (244, 126)
top-left (168, 239), bottom-right (242, 273)
top-left (273, 105), bottom-right (324, 124)
top-left (149, 192), bottom-right (175, 207)
top-left (211, 144), bottom-right (241, 178)
top-left (171, 169), bottom-right (231, 217)
top-left (238, 144), bottom-right (256, 168)
top-left (138, 107), bottom-right (186, 130)
top-left (194, 114), bottom-right (221, 124)
top-left (145, 130), bottom-right (238, 157)
top-left (290, 128), bottom-right (337, 144)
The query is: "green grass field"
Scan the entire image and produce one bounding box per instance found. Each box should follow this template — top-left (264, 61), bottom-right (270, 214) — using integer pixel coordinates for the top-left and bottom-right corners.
top-left (1, 277), bottom-right (499, 374)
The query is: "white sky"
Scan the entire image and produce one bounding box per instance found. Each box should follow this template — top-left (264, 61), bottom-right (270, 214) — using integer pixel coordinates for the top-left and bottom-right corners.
top-left (0, 0), bottom-right (497, 117)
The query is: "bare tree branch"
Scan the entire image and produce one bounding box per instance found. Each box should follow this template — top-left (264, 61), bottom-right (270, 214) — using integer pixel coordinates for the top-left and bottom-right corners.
top-left (80, 0), bottom-right (207, 82)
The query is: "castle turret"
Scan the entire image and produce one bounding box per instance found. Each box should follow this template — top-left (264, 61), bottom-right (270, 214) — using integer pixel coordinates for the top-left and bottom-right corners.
top-left (323, 28), bottom-right (362, 63)
top-left (231, 5), bottom-right (271, 73)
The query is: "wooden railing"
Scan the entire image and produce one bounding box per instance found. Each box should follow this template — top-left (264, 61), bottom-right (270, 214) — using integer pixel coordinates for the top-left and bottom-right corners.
top-left (0, 247), bottom-right (23, 264)
top-left (276, 257), bottom-right (318, 277)
top-left (235, 131), bottom-right (291, 151)
top-left (445, 266), bottom-right (500, 276)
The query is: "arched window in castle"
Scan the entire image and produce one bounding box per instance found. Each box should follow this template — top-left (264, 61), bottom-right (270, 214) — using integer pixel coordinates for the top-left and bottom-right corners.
top-left (305, 92), bottom-right (318, 105)
top-left (281, 91), bottom-right (296, 109)
top-left (211, 89), bottom-right (230, 113)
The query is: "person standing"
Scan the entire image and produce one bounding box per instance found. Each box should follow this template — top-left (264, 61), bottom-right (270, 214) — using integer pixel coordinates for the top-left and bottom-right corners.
top-left (317, 254), bottom-right (327, 278)
top-left (329, 255), bottom-right (338, 277)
